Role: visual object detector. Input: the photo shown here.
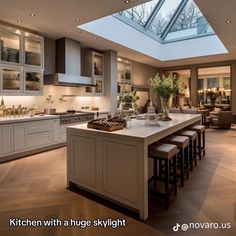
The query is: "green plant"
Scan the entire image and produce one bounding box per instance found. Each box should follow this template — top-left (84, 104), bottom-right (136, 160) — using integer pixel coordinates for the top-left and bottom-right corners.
top-left (149, 74), bottom-right (182, 98)
top-left (117, 91), bottom-right (139, 104)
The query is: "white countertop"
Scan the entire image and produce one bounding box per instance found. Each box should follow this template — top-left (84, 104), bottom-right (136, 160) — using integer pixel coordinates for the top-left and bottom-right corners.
top-left (0, 114), bottom-right (59, 125)
top-left (67, 113), bottom-right (201, 140)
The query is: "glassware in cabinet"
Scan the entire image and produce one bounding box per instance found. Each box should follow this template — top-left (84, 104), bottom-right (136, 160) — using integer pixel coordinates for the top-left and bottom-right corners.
top-left (24, 69), bottom-right (43, 94)
top-left (24, 36), bottom-right (43, 68)
top-left (1, 29), bottom-right (21, 64)
top-left (1, 66), bottom-right (22, 93)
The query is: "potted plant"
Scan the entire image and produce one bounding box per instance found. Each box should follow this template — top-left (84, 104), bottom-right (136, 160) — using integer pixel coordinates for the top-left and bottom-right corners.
top-left (117, 91), bottom-right (139, 111)
top-left (149, 74), bottom-right (182, 120)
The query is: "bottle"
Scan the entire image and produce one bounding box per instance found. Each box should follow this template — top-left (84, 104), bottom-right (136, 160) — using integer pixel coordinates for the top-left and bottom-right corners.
top-left (1, 96), bottom-right (4, 106)
top-left (0, 97), bottom-right (6, 117)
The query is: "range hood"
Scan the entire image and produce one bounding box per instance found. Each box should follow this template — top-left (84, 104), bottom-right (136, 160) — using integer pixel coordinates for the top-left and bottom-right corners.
top-left (44, 73), bottom-right (95, 87)
top-left (44, 37), bottom-right (95, 87)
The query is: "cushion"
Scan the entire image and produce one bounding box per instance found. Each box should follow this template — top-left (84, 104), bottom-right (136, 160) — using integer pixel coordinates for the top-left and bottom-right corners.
top-left (148, 143), bottom-right (178, 159)
top-left (162, 135), bottom-right (189, 149)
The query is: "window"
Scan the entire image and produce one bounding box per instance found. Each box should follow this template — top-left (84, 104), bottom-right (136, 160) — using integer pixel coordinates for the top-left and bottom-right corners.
top-left (198, 66), bottom-right (231, 109)
top-left (165, 0), bottom-right (214, 41)
top-left (119, 0), bottom-right (160, 26)
top-left (115, 0), bottom-right (215, 43)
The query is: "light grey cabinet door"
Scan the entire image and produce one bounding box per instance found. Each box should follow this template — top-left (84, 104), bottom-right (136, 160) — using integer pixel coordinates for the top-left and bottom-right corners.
top-left (14, 124), bottom-right (26, 151)
top-left (1, 125), bottom-right (14, 155)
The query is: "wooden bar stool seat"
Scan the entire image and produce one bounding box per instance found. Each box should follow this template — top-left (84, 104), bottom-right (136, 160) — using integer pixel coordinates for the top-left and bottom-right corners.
top-left (148, 143), bottom-right (178, 208)
top-left (177, 130), bottom-right (197, 171)
top-left (161, 135), bottom-right (189, 187)
top-left (188, 125), bottom-right (205, 160)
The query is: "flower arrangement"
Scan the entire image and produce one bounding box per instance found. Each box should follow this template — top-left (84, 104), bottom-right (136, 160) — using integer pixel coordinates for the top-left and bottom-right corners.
top-left (148, 74), bottom-right (183, 120)
top-left (148, 74), bottom-right (182, 98)
top-left (117, 91), bottom-right (139, 104)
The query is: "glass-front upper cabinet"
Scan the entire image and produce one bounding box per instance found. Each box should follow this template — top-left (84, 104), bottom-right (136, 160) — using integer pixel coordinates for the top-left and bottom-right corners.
top-left (24, 35), bottom-right (43, 68)
top-left (117, 57), bottom-right (132, 94)
top-left (93, 52), bottom-right (104, 77)
top-left (1, 66), bottom-right (22, 93)
top-left (24, 69), bottom-right (43, 94)
top-left (0, 28), bottom-right (21, 65)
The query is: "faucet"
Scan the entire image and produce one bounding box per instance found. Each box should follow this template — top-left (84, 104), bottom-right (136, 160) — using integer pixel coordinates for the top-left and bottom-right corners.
top-left (46, 95), bottom-right (54, 104)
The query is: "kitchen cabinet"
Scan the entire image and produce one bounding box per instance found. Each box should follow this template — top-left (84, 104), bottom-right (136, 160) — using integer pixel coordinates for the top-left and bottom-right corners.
top-left (0, 65), bottom-right (22, 93)
top-left (53, 119), bottom-right (60, 143)
top-left (0, 24), bottom-right (44, 95)
top-left (23, 68), bottom-right (43, 95)
top-left (117, 57), bottom-right (132, 94)
top-left (0, 118), bottom-right (63, 162)
top-left (0, 125), bottom-right (14, 155)
top-left (0, 27), bottom-right (21, 65)
top-left (81, 48), bottom-right (104, 96)
top-left (14, 124), bottom-right (26, 151)
top-left (24, 34), bottom-right (43, 68)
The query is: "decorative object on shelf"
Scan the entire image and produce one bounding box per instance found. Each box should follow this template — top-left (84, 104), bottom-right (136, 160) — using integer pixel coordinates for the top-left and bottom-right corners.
top-left (149, 74), bottom-right (182, 121)
top-left (146, 102), bottom-right (160, 126)
top-left (117, 91), bottom-right (139, 112)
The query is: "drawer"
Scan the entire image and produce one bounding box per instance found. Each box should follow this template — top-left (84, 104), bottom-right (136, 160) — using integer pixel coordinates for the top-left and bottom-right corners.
top-left (26, 120), bottom-right (53, 134)
top-left (26, 131), bottom-right (53, 148)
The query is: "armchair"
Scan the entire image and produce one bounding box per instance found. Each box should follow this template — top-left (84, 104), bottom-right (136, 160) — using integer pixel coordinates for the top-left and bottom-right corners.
top-left (211, 111), bottom-right (232, 129)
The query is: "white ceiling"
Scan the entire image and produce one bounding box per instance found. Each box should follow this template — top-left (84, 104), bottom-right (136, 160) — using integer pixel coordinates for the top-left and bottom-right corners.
top-left (0, 0), bottom-right (235, 68)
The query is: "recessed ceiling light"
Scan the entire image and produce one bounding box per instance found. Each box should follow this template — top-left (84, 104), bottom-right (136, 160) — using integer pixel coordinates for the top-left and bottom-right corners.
top-left (77, 30), bottom-right (82, 33)
top-left (75, 19), bottom-right (80, 22)
top-left (93, 36), bottom-right (98, 40)
top-left (226, 20), bottom-right (232, 24)
top-left (29, 13), bottom-right (35, 17)
top-left (124, 0), bottom-right (131, 4)
top-left (17, 20), bottom-right (23, 23)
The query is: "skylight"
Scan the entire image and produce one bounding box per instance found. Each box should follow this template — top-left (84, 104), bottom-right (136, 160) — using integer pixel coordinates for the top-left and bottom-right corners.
top-left (115, 0), bottom-right (215, 43)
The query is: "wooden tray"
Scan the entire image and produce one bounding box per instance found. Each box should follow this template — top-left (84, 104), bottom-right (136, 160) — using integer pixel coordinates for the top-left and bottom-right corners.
top-left (87, 122), bottom-right (124, 132)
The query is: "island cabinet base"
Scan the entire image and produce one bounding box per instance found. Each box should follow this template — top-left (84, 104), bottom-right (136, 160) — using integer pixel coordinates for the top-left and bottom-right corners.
top-left (66, 114), bottom-right (201, 220)
top-left (67, 133), bottom-right (147, 219)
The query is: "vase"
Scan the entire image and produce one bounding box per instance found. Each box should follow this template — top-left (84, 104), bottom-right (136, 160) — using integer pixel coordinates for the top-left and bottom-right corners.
top-left (160, 96), bottom-right (172, 121)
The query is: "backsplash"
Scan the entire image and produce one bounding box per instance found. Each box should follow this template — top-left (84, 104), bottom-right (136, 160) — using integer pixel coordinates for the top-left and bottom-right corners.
top-left (1, 85), bottom-right (106, 112)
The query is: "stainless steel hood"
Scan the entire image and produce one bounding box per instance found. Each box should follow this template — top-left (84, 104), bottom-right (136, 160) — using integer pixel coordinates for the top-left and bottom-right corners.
top-left (44, 73), bottom-right (95, 87)
top-left (44, 37), bottom-right (95, 87)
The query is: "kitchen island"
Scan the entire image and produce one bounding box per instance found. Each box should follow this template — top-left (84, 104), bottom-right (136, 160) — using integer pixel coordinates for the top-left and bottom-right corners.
top-left (67, 113), bottom-right (201, 220)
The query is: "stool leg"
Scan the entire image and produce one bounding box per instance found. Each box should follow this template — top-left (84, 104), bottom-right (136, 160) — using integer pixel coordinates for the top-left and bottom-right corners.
top-left (153, 158), bottom-right (157, 186)
top-left (164, 159), bottom-right (169, 208)
top-left (180, 148), bottom-right (184, 187)
top-left (194, 139), bottom-right (197, 166)
top-left (203, 131), bottom-right (205, 155)
top-left (185, 146), bottom-right (189, 179)
top-left (173, 155), bottom-right (177, 195)
top-left (189, 141), bottom-right (193, 171)
top-left (198, 133), bottom-right (202, 160)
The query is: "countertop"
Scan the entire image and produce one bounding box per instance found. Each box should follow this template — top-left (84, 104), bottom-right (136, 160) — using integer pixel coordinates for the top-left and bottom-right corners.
top-left (0, 114), bottom-right (59, 125)
top-left (67, 113), bottom-right (201, 140)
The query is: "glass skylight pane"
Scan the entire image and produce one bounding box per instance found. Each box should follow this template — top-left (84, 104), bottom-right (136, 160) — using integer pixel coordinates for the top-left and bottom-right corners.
top-left (165, 0), bottom-right (214, 41)
top-left (119, 0), bottom-right (160, 26)
top-left (147, 0), bottom-right (182, 36)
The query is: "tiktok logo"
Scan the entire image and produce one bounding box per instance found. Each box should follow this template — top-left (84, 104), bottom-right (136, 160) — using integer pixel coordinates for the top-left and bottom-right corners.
top-left (173, 223), bottom-right (180, 232)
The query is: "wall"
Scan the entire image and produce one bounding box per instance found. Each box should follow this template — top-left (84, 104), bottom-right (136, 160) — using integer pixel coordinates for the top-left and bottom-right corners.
top-left (132, 61), bottom-right (158, 87)
top-left (2, 86), bottom-right (102, 112)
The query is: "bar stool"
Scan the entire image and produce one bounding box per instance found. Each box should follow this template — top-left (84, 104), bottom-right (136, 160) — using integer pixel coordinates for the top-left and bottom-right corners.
top-left (161, 135), bottom-right (189, 187)
top-left (188, 125), bottom-right (205, 160)
top-left (148, 143), bottom-right (178, 208)
top-left (177, 130), bottom-right (197, 171)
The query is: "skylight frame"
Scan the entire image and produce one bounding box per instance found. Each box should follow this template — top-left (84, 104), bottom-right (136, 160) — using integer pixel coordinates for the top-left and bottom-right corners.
top-left (113, 0), bottom-right (215, 44)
